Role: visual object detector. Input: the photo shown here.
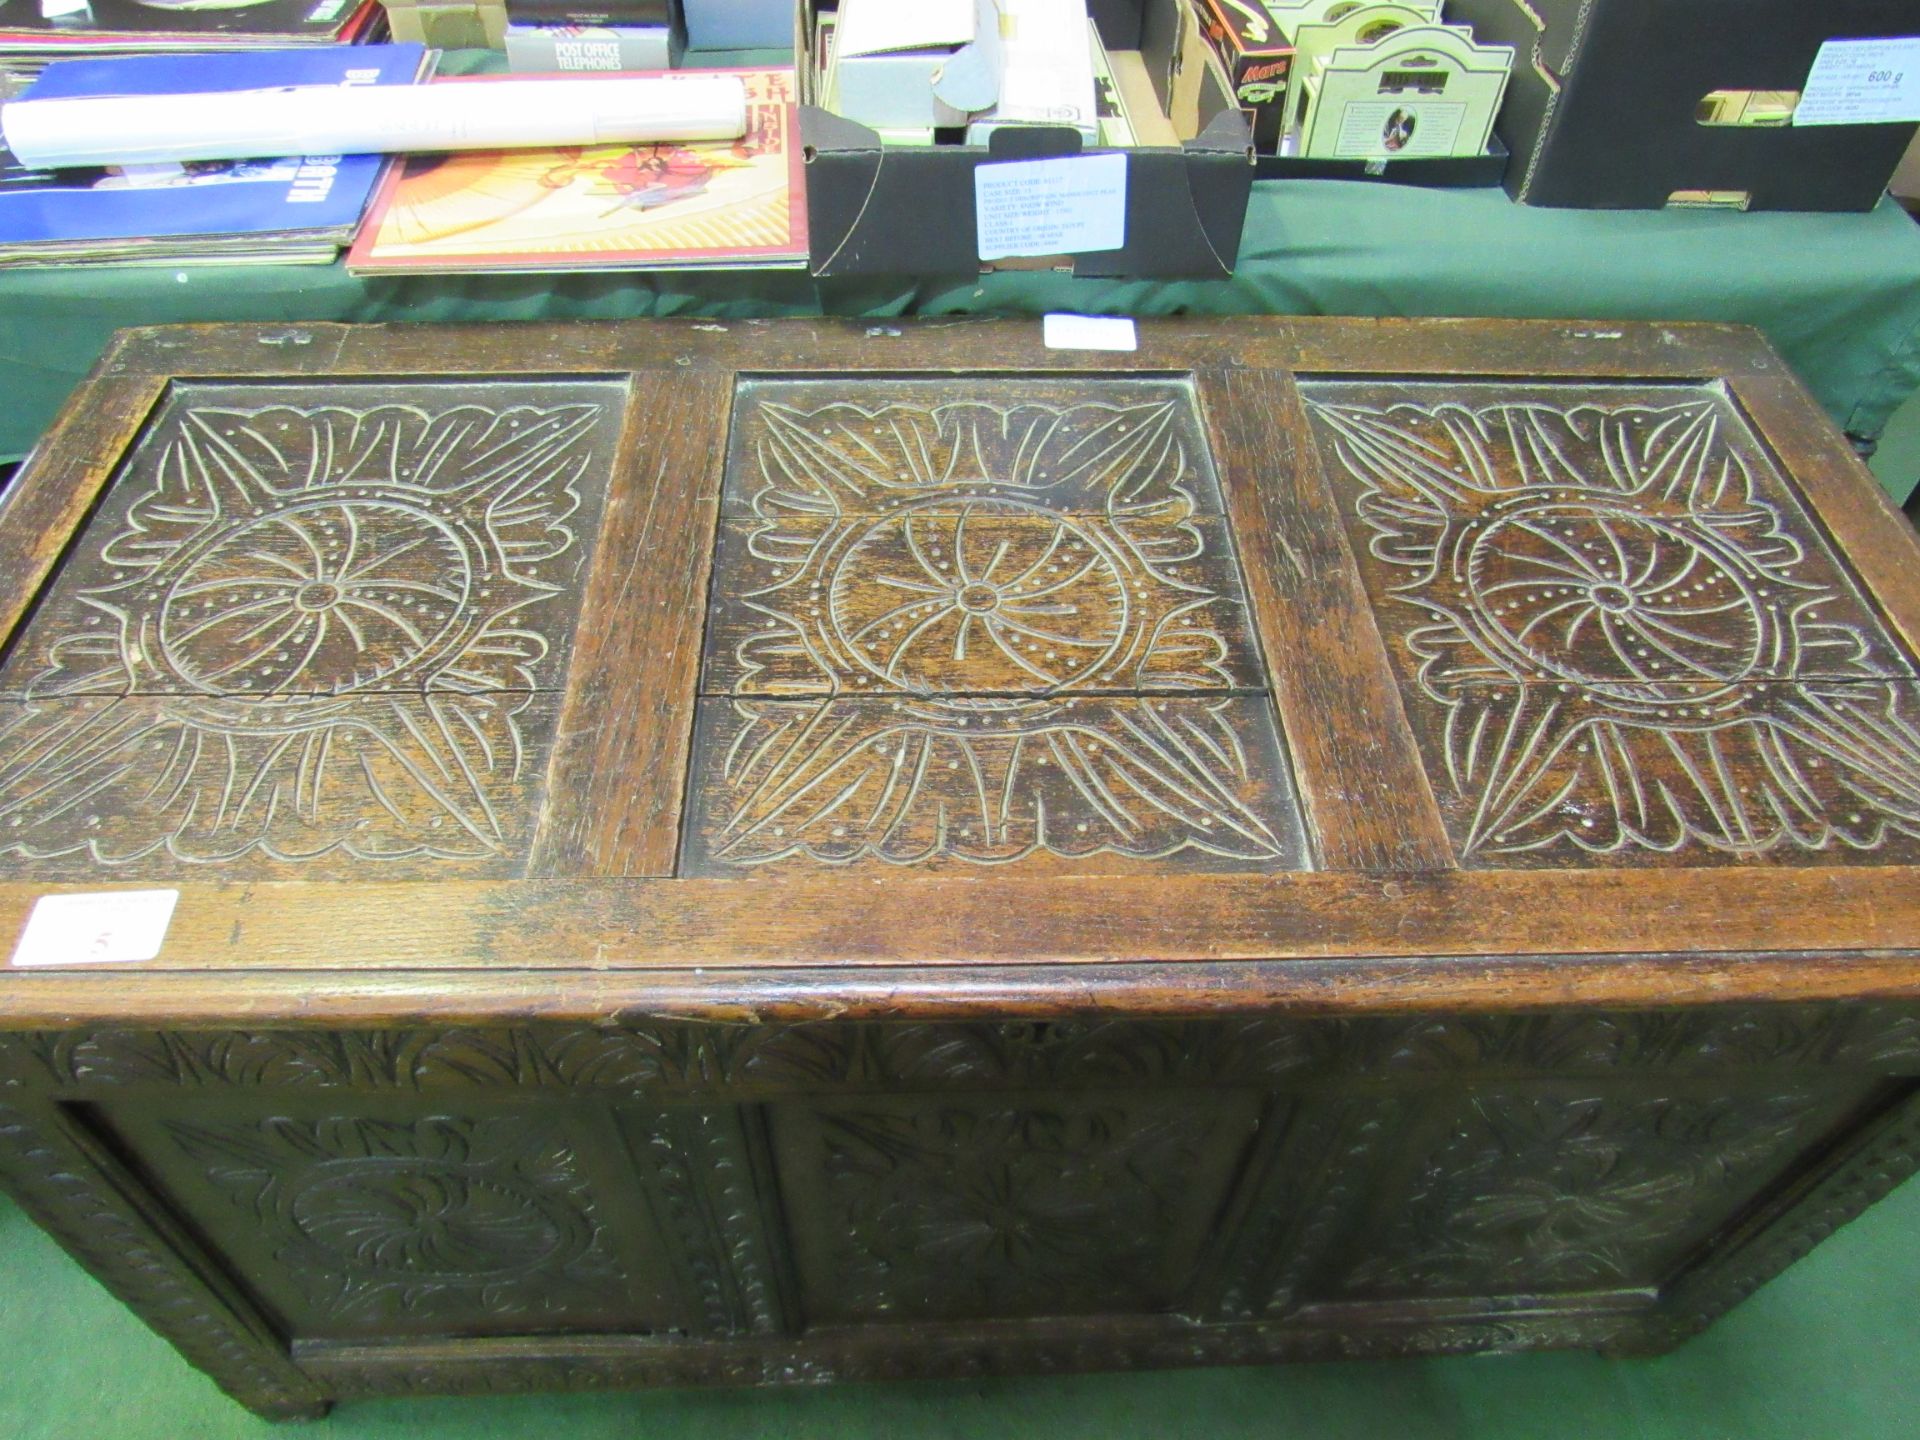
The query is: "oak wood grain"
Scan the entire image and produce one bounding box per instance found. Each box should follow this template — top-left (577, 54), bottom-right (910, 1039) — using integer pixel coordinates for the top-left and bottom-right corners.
top-left (0, 372), bottom-right (166, 667)
top-left (2, 951), bottom-right (1920, 1028)
top-left (0, 864), bottom-right (1915, 977)
top-left (1201, 367), bottom-right (1455, 871)
top-left (6, 316), bottom-right (1920, 1418)
top-left (93, 317), bottom-right (1783, 387)
top-left (527, 372), bottom-right (730, 877)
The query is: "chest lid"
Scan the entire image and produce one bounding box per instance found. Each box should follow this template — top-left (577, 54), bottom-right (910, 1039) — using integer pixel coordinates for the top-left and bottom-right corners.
top-left (0, 317), bottom-right (1916, 1020)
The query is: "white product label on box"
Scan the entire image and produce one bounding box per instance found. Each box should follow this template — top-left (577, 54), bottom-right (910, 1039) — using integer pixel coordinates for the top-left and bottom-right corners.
top-left (10, 889), bottom-right (179, 968)
top-left (1042, 313), bottom-right (1138, 351)
top-left (1796, 37), bottom-right (1920, 126)
top-left (974, 152), bottom-right (1127, 260)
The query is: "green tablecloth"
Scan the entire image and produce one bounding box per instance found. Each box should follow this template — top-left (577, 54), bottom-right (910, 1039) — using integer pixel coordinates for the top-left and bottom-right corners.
top-left (5, 180), bottom-right (1920, 489)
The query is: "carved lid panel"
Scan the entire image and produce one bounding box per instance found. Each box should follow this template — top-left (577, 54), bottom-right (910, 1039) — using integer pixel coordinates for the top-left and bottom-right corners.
top-left (1, 319), bottom-right (1918, 1009)
top-left (683, 377), bottom-right (1309, 874)
top-left (0, 380), bottom-right (625, 877)
top-left (1299, 379), bottom-right (1920, 868)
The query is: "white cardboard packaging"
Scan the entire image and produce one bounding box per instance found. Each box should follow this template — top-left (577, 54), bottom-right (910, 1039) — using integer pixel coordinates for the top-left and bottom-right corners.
top-left (829, 0), bottom-right (1002, 128)
top-left (682, 0), bottom-right (791, 50)
top-left (965, 0), bottom-right (1098, 144)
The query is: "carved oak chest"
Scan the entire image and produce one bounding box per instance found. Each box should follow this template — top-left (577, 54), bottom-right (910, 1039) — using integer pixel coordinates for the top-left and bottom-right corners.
top-left (1, 318), bottom-right (1917, 1419)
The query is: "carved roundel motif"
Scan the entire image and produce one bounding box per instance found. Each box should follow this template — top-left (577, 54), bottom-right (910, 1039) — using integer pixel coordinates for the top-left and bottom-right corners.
top-left (1465, 503), bottom-right (1765, 691)
top-left (1308, 391), bottom-right (1920, 862)
top-left (288, 1167), bottom-right (579, 1279)
top-left (829, 500), bottom-right (1129, 695)
top-left (693, 384), bottom-right (1307, 871)
top-left (0, 390), bottom-right (620, 869)
top-left (155, 499), bottom-right (475, 695)
top-left (160, 1114), bottom-right (628, 1329)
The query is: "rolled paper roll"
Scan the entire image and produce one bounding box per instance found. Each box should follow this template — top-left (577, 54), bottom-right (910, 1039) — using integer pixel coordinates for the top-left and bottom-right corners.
top-left (0, 74), bottom-right (749, 169)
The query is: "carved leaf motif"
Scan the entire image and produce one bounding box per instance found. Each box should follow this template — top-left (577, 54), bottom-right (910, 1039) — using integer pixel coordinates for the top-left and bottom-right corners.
top-left (1308, 391), bottom-right (1920, 860)
top-left (747, 398), bottom-right (1210, 523)
top-left (2, 391), bottom-right (610, 868)
top-left (13, 1006), bottom-right (1920, 1099)
top-left (702, 696), bottom-right (1294, 866)
top-left (0, 691), bottom-right (544, 863)
top-left (1346, 1090), bottom-right (1835, 1294)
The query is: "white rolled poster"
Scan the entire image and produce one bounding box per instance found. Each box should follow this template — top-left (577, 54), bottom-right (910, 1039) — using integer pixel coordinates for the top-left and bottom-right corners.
top-left (1, 73), bottom-right (749, 169)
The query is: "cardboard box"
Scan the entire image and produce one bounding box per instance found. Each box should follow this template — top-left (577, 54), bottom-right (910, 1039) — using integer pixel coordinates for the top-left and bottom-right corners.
top-left (828, 0), bottom-right (998, 129)
top-left (505, 22), bottom-right (673, 70)
top-left (1190, 0), bottom-right (1292, 151)
top-left (1444, 0), bottom-right (1920, 210)
top-left (682, 0), bottom-right (790, 49)
top-left (382, 0), bottom-right (508, 48)
top-left (800, 0), bottom-right (1255, 279)
top-left (1894, 131), bottom-right (1920, 206)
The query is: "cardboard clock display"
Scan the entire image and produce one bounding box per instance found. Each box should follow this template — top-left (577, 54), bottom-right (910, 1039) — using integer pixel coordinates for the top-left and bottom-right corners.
top-left (1263, 0), bottom-right (1439, 37)
top-left (1443, 0), bottom-right (1920, 210)
top-left (1293, 23), bottom-right (1512, 160)
top-left (828, 0), bottom-right (1000, 128)
top-left (799, 0), bottom-right (1255, 280)
top-left (1281, 4), bottom-right (1436, 143)
top-left (967, 0), bottom-right (1101, 145)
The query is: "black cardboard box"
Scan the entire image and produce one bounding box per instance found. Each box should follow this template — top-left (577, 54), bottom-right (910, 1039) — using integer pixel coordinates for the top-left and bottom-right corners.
top-left (1445, 0), bottom-right (1920, 210)
top-left (800, 0), bottom-right (1255, 279)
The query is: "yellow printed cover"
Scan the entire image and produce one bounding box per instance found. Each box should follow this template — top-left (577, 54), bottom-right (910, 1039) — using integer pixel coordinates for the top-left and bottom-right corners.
top-left (346, 68), bottom-right (806, 272)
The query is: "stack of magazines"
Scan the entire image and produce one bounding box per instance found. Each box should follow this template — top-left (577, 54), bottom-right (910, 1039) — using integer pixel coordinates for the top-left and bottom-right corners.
top-left (0, 0), bottom-right (384, 83)
top-left (0, 42), bottom-right (432, 267)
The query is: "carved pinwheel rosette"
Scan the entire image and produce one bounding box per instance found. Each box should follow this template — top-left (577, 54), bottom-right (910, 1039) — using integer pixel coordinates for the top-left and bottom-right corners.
top-left (1306, 389), bottom-right (1920, 863)
top-left (0, 390), bottom-right (618, 869)
top-left (691, 387), bottom-right (1304, 870)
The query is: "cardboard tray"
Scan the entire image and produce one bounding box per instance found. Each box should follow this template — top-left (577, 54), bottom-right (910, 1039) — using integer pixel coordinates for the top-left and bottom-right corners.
top-left (799, 0), bottom-right (1256, 278)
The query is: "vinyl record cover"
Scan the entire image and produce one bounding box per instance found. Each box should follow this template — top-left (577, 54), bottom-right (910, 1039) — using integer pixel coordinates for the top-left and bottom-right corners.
top-left (346, 67), bottom-right (807, 273)
top-left (0, 43), bottom-right (426, 263)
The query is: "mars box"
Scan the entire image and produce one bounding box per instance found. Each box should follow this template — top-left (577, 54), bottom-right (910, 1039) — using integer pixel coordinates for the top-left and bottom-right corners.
top-left (1189, 0), bottom-right (1292, 151)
